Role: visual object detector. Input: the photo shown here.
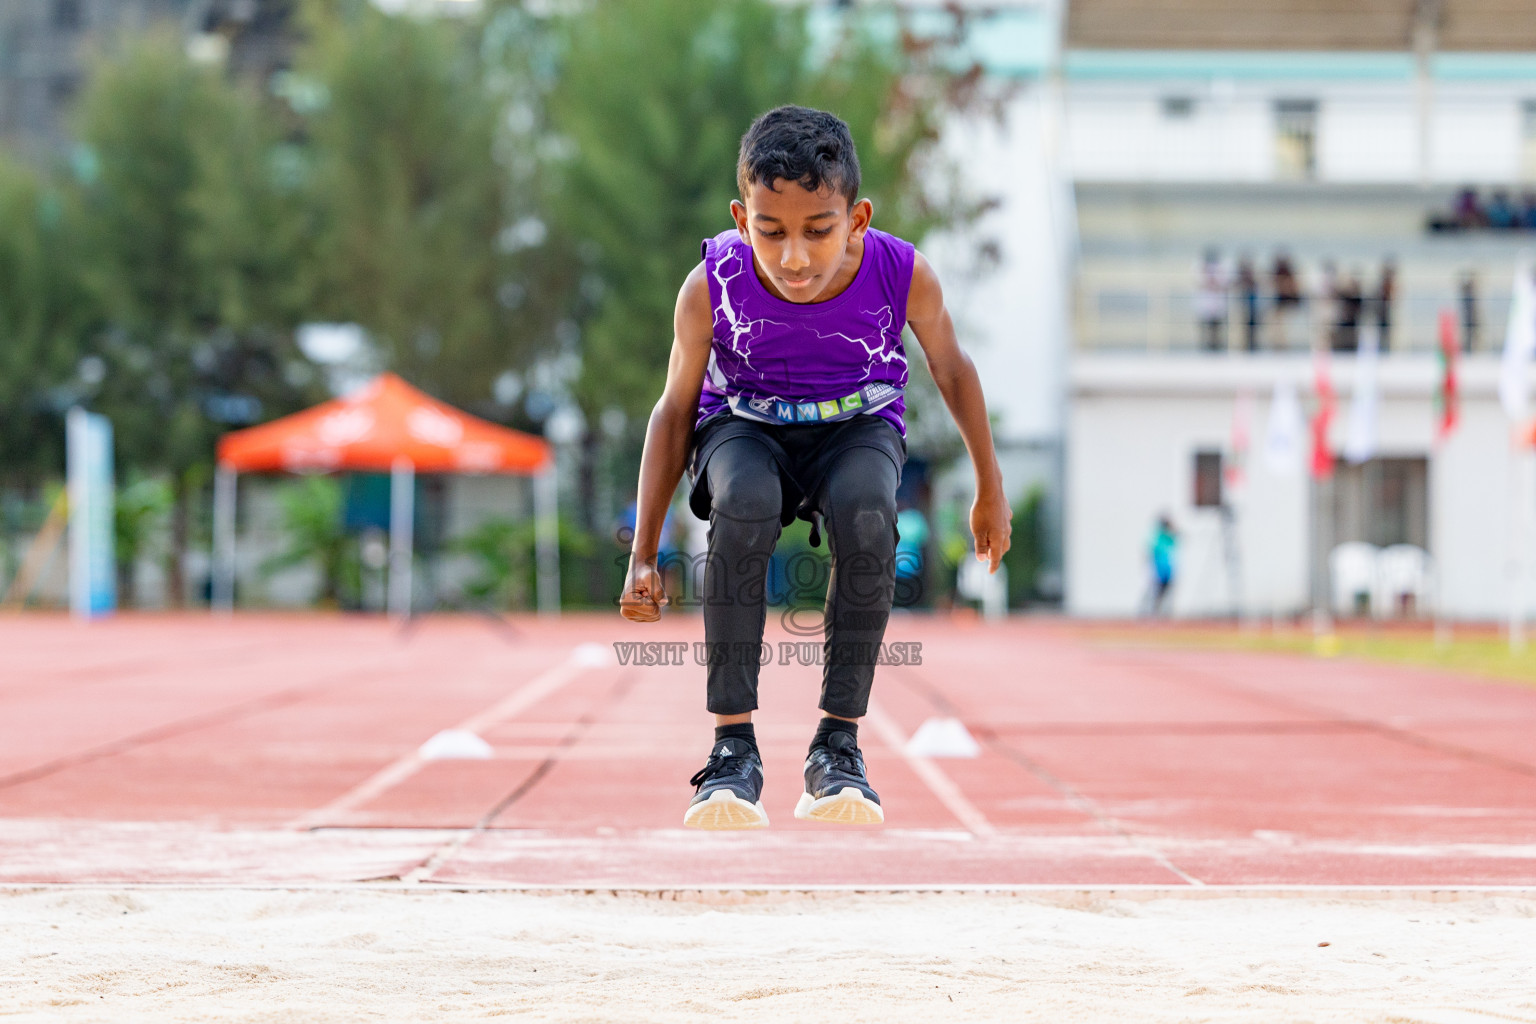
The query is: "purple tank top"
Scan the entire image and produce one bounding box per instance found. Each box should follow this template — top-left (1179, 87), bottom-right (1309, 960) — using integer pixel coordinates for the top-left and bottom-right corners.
top-left (695, 226), bottom-right (916, 436)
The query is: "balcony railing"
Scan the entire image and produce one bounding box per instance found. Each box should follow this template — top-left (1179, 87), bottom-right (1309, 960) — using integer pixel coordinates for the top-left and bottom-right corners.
top-left (1075, 287), bottom-right (1512, 354)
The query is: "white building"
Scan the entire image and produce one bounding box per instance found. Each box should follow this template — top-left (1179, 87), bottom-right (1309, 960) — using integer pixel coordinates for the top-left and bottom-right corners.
top-left (1059, 0), bottom-right (1536, 620)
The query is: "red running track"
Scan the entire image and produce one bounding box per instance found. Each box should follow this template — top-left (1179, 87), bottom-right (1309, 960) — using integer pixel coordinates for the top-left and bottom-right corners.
top-left (2, 613), bottom-right (1535, 887)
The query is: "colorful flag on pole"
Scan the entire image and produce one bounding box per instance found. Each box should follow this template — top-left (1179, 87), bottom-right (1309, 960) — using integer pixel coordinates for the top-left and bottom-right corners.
top-left (1310, 349), bottom-right (1335, 480)
top-left (1499, 254), bottom-right (1536, 420)
top-left (1436, 309), bottom-right (1460, 444)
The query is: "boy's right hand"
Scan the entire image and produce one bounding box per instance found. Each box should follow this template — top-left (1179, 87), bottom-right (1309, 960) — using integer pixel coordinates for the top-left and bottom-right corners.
top-left (620, 556), bottom-right (667, 622)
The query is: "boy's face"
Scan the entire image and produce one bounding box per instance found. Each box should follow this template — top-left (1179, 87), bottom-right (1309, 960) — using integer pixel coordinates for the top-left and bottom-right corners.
top-left (731, 180), bottom-right (873, 304)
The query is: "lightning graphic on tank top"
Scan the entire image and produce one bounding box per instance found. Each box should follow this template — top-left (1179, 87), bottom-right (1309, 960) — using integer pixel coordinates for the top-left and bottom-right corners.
top-left (711, 248), bottom-right (784, 383)
top-left (814, 306), bottom-right (908, 383)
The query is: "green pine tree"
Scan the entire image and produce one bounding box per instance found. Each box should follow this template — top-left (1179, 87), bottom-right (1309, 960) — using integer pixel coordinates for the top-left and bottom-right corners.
top-left (72, 32), bottom-right (319, 602)
top-left (0, 156), bottom-right (95, 485)
top-left (296, 0), bottom-right (524, 410)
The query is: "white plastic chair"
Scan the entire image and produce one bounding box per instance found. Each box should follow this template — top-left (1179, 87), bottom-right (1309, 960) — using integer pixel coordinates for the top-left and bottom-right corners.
top-left (1375, 544), bottom-right (1432, 619)
top-left (1329, 542), bottom-right (1379, 618)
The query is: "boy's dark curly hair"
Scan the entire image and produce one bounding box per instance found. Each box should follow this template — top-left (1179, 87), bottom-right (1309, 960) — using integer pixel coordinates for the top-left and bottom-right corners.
top-left (736, 105), bottom-right (861, 207)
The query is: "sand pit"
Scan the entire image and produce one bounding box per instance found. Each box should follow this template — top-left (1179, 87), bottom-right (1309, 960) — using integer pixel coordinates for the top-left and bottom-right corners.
top-left (3, 887), bottom-right (1534, 1023)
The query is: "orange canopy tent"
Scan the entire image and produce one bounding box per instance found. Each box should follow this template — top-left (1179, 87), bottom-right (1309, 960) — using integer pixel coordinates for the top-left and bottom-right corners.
top-left (211, 373), bottom-right (558, 618)
top-left (217, 372), bottom-right (551, 475)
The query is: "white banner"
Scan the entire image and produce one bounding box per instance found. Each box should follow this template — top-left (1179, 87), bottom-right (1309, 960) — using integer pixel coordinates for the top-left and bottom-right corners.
top-left (1263, 377), bottom-right (1304, 477)
top-left (66, 407), bottom-right (115, 618)
top-left (1500, 254), bottom-right (1536, 420)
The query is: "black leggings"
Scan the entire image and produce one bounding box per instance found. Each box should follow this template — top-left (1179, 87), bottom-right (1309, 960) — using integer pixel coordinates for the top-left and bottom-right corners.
top-left (702, 436), bottom-right (899, 719)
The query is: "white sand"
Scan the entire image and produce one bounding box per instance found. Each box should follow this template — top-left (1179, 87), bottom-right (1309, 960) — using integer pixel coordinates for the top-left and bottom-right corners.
top-left (3, 887), bottom-right (1534, 1023)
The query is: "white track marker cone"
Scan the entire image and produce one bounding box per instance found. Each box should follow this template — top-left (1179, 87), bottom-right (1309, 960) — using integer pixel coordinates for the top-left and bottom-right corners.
top-left (903, 717), bottom-right (981, 759)
top-left (418, 729), bottom-right (494, 761)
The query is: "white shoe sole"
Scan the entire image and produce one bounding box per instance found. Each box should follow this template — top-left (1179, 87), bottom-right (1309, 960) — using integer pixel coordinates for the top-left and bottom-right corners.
top-left (683, 788), bottom-right (770, 830)
top-left (793, 787), bottom-right (885, 825)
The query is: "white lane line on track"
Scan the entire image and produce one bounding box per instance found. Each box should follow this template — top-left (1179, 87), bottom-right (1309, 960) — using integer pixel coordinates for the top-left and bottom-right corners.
top-left (287, 648), bottom-right (600, 831)
top-left (883, 665), bottom-right (1204, 886)
top-left (865, 700), bottom-right (997, 839)
top-left (993, 749), bottom-right (1206, 888)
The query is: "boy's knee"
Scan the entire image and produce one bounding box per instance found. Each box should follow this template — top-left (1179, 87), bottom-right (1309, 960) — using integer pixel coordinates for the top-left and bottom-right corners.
top-left (711, 473), bottom-right (781, 525)
top-left (706, 440), bottom-right (782, 527)
top-left (829, 479), bottom-right (897, 551)
top-left (851, 505), bottom-right (894, 552)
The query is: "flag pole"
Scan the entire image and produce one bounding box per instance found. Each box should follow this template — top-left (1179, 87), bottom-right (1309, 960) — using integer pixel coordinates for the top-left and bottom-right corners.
top-left (1511, 443), bottom-right (1528, 654)
top-left (1261, 374), bottom-right (1304, 631)
top-left (1225, 389), bottom-right (1252, 627)
top-left (1500, 254), bottom-right (1536, 653)
top-left (1432, 310), bottom-right (1459, 649)
top-left (1310, 341), bottom-right (1337, 651)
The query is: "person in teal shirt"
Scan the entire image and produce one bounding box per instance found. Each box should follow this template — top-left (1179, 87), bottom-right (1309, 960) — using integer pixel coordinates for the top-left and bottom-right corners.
top-left (895, 507), bottom-right (928, 578)
top-left (1146, 514), bottom-right (1177, 617)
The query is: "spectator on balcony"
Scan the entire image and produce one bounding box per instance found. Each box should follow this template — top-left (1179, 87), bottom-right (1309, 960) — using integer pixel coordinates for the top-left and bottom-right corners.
top-left (1487, 189), bottom-right (1518, 230)
top-left (1195, 248), bottom-right (1228, 352)
top-left (1236, 256), bottom-right (1261, 352)
top-left (1332, 268), bottom-right (1363, 352)
top-left (1271, 251), bottom-right (1302, 350)
top-left (1460, 270), bottom-right (1479, 351)
top-left (1454, 186), bottom-right (1484, 230)
top-left (1318, 261), bottom-right (1340, 348)
top-left (1375, 258), bottom-right (1396, 352)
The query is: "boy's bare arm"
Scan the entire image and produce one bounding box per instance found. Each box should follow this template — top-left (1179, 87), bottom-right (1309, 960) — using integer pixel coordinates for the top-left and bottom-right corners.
top-left (620, 262), bottom-right (713, 621)
top-left (905, 252), bottom-right (1013, 572)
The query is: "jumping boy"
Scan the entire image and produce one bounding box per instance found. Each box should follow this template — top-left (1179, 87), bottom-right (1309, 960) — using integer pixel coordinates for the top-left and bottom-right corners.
top-left (619, 105), bottom-right (1011, 830)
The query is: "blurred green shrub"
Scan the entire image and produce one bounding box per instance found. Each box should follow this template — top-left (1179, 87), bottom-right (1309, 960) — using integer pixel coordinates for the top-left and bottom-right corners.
top-left (114, 474), bottom-right (173, 606)
top-left (260, 475), bottom-right (360, 608)
top-left (451, 514), bottom-right (593, 611)
top-left (1001, 485), bottom-right (1046, 608)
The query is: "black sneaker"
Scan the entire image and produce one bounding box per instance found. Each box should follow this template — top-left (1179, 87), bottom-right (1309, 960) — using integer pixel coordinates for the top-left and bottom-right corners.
top-left (683, 738), bottom-right (768, 830)
top-left (794, 729), bottom-right (884, 825)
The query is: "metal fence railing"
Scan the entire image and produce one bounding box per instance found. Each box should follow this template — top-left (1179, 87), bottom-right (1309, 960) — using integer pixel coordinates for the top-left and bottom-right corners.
top-left (1075, 286), bottom-right (1512, 354)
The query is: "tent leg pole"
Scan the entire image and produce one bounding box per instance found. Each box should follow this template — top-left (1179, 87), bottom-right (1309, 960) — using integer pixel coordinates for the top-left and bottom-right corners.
top-left (535, 462), bottom-right (560, 617)
top-left (212, 465), bottom-right (237, 615)
top-left (390, 458), bottom-right (415, 622)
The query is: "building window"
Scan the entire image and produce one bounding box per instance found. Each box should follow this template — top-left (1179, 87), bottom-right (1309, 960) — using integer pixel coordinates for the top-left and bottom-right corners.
top-left (1193, 450), bottom-right (1223, 508)
top-left (1330, 457), bottom-right (1429, 550)
top-left (1523, 101), bottom-right (1536, 182)
top-left (1274, 99), bottom-right (1318, 181)
top-left (1161, 96), bottom-right (1195, 120)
